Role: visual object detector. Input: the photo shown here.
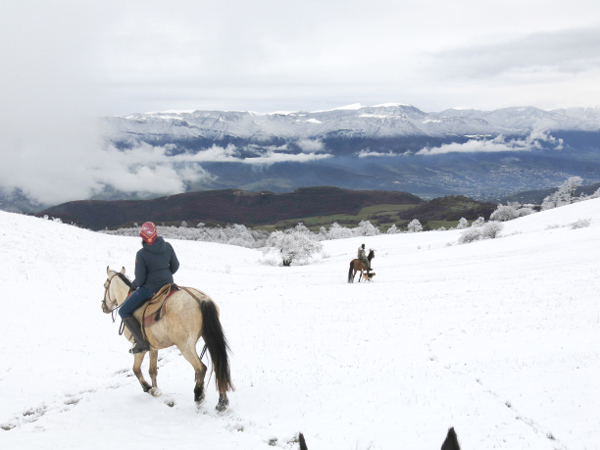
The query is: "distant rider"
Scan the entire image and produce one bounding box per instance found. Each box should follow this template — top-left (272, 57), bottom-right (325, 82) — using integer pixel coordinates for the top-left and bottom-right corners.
top-left (118, 222), bottom-right (180, 354)
top-left (358, 243), bottom-right (371, 272)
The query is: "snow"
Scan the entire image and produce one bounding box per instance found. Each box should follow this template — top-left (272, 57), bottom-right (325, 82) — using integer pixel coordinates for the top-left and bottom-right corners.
top-left (328, 103), bottom-right (364, 111)
top-left (2, 200), bottom-right (600, 449)
top-left (372, 103), bottom-right (412, 108)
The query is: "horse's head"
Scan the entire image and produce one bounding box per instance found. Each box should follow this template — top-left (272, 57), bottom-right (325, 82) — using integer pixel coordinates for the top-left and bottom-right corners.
top-left (368, 249), bottom-right (375, 259)
top-left (102, 266), bottom-right (129, 314)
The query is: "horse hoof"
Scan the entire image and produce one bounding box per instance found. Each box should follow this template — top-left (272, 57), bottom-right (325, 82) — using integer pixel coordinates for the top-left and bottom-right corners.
top-left (150, 387), bottom-right (162, 397)
top-left (216, 398), bottom-right (229, 412)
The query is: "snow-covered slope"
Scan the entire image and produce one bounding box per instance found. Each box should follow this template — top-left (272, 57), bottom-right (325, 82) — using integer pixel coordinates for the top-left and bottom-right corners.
top-left (1, 200), bottom-right (600, 449)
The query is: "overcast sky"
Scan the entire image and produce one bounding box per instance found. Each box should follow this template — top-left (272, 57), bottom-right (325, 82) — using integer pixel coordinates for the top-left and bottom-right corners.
top-left (3, 0), bottom-right (600, 116)
top-left (1, 0), bottom-right (600, 204)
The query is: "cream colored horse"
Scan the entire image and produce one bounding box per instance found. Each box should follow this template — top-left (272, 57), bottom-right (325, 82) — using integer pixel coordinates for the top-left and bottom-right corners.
top-left (102, 267), bottom-right (233, 410)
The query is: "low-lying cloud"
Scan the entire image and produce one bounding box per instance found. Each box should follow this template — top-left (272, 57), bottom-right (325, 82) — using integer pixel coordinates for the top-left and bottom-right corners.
top-left (0, 139), bottom-right (333, 206)
top-left (416, 129), bottom-right (563, 155)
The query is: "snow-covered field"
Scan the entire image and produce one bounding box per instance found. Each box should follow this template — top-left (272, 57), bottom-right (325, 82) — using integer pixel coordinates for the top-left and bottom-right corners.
top-left (1, 200), bottom-right (600, 449)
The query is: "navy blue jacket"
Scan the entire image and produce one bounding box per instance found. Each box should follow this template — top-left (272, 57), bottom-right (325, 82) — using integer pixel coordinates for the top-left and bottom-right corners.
top-left (131, 236), bottom-right (180, 293)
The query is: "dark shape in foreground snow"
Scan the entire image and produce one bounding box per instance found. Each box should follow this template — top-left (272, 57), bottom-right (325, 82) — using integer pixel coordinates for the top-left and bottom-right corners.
top-left (441, 427), bottom-right (461, 450)
top-left (296, 427), bottom-right (460, 450)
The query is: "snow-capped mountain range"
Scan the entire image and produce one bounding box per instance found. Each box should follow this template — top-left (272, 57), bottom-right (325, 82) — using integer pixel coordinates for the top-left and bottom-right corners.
top-left (102, 104), bottom-right (600, 143)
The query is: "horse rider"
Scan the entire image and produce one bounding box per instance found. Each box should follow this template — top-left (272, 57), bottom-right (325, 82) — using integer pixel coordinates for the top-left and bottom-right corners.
top-left (358, 243), bottom-right (372, 272)
top-left (119, 222), bottom-right (180, 354)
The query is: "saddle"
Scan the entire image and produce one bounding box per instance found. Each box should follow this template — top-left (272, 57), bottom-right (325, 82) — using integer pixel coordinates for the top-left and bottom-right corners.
top-left (140, 283), bottom-right (180, 328)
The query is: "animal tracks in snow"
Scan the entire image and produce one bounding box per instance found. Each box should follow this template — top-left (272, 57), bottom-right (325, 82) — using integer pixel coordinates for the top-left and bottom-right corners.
top-left (427, 322), bottom-right (567, 449)
top-left (0, 389), bottom-right (93, 431)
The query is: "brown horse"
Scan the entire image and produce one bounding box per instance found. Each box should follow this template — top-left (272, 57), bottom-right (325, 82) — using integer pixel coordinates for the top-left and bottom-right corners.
top-left (102, 267), bottom-right (233, 410)
top-left (348, 249), bottom-right (375, 283)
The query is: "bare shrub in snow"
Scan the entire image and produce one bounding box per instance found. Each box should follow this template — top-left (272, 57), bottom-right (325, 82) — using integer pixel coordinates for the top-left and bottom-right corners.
top-left (570, 218), bottom-right (591, 229)
top-left (407, 219), bottom-right (423, 232)
top-left (456, 217), bottom-right (469, 229)
top-left (459, 220), bottom-right (503, 243)
top-left (490, 203), bottom-right (534, 222)
top-left (481, 221), bottom-right (504, 239)
top-left (458, 227), bottom-right (482, 244)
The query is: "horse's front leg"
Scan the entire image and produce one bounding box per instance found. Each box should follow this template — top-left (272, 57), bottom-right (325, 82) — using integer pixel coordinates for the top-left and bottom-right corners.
top-left (132, 352), bottom-right (152, 393)
top-left (148, 350), bottom-right (161, 397)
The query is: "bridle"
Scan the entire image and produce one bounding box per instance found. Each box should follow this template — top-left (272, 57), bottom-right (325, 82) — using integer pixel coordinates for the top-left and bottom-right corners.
top-left (102, 273), bottom-right (121, 322)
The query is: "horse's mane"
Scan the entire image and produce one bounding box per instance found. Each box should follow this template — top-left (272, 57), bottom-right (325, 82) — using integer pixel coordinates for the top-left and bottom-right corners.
top-left (114, 272), bottom-right (133, 288)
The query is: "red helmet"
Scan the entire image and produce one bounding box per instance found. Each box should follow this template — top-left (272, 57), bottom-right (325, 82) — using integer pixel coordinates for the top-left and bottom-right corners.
top-left (140, 222), bottom-right (158, 245)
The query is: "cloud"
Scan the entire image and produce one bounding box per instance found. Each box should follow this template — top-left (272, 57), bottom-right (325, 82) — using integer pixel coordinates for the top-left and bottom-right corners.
top-left (297, 138), bottom-right (326, 153)
top-left (428, 27), bottom-right (600, 81)
top-left (358, 150), bottom-right (396, 158)
top-left (416, 130), bottom-right (563, 155)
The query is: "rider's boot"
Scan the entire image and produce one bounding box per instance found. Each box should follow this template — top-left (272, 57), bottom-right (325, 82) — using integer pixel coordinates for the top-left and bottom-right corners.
top-left (123, 316), bottom-right (151, 354)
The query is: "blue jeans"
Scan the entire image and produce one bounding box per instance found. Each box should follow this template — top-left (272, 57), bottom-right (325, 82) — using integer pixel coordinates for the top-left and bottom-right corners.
top-left (119, 287), bottom-right (155, 319)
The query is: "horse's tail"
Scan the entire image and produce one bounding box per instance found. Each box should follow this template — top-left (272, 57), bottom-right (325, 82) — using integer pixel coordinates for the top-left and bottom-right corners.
top-left (348, 261), bottom-right (354, 283)
top-left (200, 300), bottom-right (234, 393)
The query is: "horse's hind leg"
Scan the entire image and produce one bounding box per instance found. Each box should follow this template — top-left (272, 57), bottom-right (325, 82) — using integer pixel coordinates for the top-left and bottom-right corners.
top-left (217, 390), bottom-right (229, 412)
top-left (132, 352), bottom-right (152, 393)
top-left (148, 350), bottom-right (161, 396)
top-left (178, 344), bottom-right (208, 404)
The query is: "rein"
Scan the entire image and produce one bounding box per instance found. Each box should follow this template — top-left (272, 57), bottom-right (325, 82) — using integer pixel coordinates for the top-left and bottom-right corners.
top-left (102, 273), bottom-right (124, 323)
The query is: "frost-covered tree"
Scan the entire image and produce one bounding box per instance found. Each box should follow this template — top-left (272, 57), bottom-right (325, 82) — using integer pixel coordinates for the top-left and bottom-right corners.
top-left (386, 224), bottom-right (401, 234)
top-left (263, 229), bottom-right (323, 266)
top-left (471, 217), bottom-right (485, 227)
top-left (318, 222), bottom-right (354, 240)
top-left (102, 222), bottom-right (269, 248)
top-left (292, 222), bottom-right (311, 234)
top-left (456, 217), bottom-right (469, 229)
top-left (407, 219), bottom-right (423, 233)
top-left (354, 220), bottom-right (380, 236)
top-left (541, 176), bottom-right (584, 210)
top-left (490, 202), bottom-right (534, 222)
